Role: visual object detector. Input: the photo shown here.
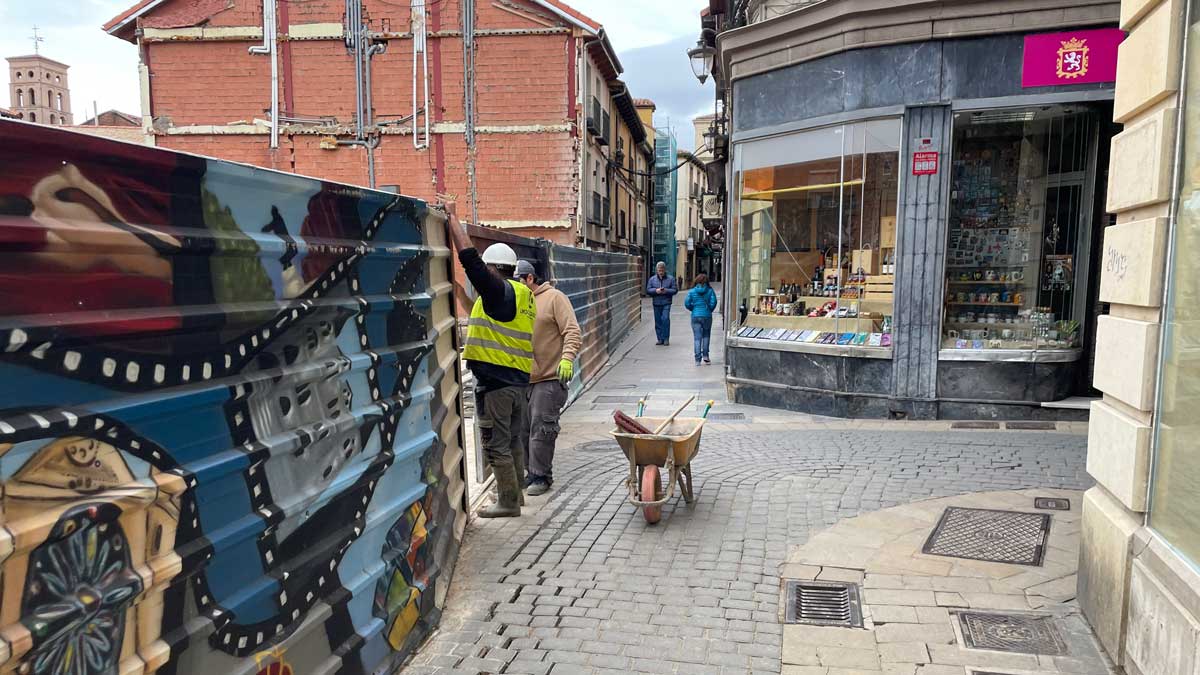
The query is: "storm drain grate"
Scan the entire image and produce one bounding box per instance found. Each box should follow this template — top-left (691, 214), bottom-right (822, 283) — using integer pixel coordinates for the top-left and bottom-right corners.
top-left (958, 612), bottom-right (1069, 655)
top-left (1035, 497), bottom-right (1071, 511)
top-left (706, 412), bottom-right (746, 421)
top-left (1006, 421), bottom-right (1057, 430)
top-left (951, 421), bottom-right (1001, 430)
top-left (922, 507), bottom-right (1050, 566)
top-left (784, 581), bottom-right (863, 628)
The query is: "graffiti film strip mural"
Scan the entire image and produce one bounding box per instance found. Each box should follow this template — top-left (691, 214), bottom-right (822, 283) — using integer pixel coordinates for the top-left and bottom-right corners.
top-left (0, 120), bottom-right (467, 675)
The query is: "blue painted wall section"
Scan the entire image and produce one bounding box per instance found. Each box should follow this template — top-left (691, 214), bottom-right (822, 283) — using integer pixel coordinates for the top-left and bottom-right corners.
top-left (0, 120), bottom-right (468, 675)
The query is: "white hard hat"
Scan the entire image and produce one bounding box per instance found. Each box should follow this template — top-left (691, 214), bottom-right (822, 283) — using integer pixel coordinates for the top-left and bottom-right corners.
top-left (482, 243), bottom-right (518, 267)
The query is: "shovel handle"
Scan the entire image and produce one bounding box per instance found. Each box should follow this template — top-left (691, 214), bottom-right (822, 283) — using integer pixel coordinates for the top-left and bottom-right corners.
top-left (652, 395), bottom-right (696, 435)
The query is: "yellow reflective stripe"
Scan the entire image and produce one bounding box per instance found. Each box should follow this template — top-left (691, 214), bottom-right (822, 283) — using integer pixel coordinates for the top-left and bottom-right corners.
top-left (462, 343), bottom-right (534, 371)
top-left (468, 322), bottom-right (532, 353)
top-left (466, 318), bottom-right (532, 342)
top-left (464, 336), bottom-right (534, 360)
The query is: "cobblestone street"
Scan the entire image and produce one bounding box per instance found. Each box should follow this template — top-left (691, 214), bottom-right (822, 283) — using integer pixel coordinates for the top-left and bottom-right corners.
top-left (404, 302), bottom-right (1093, 675)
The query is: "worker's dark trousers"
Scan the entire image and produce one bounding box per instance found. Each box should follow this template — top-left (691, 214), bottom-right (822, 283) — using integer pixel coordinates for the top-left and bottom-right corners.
top-left (476, 385), bottom-right (529, 482)
top-left (525, 380), bottom-right (569, 481)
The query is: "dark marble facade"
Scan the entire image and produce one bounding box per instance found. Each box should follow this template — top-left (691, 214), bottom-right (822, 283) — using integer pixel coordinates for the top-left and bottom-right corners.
top-left (735, 32), bottom-right (1115, 134)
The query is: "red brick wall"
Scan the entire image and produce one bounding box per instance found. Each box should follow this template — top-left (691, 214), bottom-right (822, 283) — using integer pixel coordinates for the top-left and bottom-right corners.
top-left (149, 42), bottom-right (271, 126)
top-left (141, 0), bottom-right (580, 230)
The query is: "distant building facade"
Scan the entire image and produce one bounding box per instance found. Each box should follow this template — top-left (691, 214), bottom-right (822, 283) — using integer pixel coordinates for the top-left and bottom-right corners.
top-left (80, 109), bottom-right (141, 127)
top-left (6, 54), bottom-right (72, 125)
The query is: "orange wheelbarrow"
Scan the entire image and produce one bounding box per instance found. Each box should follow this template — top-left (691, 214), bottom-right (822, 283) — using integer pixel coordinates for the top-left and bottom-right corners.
top-left (611, 398), bottom-right (711, 524)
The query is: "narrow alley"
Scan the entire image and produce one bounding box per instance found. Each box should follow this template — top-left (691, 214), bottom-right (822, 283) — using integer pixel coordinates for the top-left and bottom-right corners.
top-left (404, 298), bottom-right (1099, 675)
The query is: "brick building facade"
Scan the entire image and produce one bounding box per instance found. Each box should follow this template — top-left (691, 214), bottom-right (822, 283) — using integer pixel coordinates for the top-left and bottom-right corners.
top-left (102, 0), bottom-right (652, 252)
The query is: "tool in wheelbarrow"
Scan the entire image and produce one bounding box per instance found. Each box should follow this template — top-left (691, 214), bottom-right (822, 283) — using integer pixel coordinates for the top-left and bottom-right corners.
top-left (611, 395), bottom-right (715, 524)
top-left (613, 409), bottom-right (652, 435)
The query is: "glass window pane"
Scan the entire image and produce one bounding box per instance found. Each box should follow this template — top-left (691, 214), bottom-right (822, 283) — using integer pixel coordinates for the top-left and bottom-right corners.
top-left (732, 119), bottom-right (900, 347)
top-left (1150, 0), bottom-right (1200, 566)
top-left (942, 107), bottom-right (1091, 351)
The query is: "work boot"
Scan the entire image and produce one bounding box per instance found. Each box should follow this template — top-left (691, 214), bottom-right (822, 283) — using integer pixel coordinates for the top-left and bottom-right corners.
top-left (478, 465), bottom-right (521, 518)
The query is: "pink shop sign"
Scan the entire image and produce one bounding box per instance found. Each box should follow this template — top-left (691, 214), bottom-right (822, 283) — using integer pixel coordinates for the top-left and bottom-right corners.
top-left (1022, 28), bottom-right (1124, 88)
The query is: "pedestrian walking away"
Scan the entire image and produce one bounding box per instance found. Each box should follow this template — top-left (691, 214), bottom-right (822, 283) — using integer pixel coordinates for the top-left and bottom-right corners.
top-left (646, 261), bottom-right (678, 346)
top-left (443, 200), bottom-right (537, 519)
top-left (515, 260), bottom-right (581, 496)
top-left (684, 273), bottom-right (718, 365)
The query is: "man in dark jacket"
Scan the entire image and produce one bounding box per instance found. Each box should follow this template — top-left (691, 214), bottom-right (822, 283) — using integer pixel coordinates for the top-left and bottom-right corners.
top-left (646, 261), bottom-right (678, 345)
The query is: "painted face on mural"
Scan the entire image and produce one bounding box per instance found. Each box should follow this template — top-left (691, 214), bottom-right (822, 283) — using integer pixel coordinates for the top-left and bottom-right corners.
top-left (0, 162), bottom-right (183, 336)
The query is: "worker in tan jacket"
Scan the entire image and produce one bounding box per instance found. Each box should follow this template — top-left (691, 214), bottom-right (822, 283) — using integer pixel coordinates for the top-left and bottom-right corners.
top-left (515, 260), bottom-right (581, 496)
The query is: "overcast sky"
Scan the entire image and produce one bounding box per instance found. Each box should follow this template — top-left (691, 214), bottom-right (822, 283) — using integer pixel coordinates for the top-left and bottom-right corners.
top-left (0, 0), bottom-right (712, 146)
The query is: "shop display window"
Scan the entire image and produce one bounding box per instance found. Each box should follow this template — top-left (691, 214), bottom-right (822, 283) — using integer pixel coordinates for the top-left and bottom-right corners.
top-left (942, 106), bottom-right (1096, 351)
top-left (732, 119), bottom-right (901, 348)
top-left (1150, 0), bottom-right (1200, 567)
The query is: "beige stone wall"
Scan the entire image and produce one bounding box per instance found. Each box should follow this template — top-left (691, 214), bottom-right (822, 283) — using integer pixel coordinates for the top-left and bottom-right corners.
top-left (1079, 0), bottom-right (1190, 671)
top-left (69, 125), bottom-right (154, 146)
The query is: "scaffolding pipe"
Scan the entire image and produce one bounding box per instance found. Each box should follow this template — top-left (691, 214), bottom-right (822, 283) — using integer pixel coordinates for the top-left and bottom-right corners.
top-left (249, 0), bottom-right (279, 148)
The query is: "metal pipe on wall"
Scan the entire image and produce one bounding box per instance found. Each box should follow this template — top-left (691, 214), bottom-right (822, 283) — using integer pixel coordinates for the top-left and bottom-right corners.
top-left (462, 0), bottom-right (480, 226)
top-left (249, 0), bottom-right (279, 148)
top-left (412, 0), bottom-right (430, 150)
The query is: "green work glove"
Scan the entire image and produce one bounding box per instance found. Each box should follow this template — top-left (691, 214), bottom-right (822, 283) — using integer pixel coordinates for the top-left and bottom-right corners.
top-left (557, 358), bottom-right (574, 384)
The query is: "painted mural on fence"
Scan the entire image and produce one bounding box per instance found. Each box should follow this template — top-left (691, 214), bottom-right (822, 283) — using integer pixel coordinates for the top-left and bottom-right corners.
top-left (543, 244), bottom-right (641, 405)
top-left (0, 120), bottom-right (465, 675)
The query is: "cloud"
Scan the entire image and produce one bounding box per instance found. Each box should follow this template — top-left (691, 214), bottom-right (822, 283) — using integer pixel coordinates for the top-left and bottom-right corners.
top-left (617, 35), bottom-right (714, 151)
top-left (563, 0), bottom-right (713, 150)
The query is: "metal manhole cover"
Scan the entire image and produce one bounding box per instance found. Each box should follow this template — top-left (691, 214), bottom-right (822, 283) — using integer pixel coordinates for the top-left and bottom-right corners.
top-left (784, 581), bottom-right (863, 628)
top-left (922, 507), bottom-right (1050, 566)
top-left (957, 612), bottom-right (1069, 655)
top-left (1034, 497), bottom-right (1071, 511)
top-left (577, 440), bottom-right (619, 453)
top-left (952, 421), bottom-right (1001, 430)
top-left (706, 412), bottom-right (745, 421)
top-left (1007, 421), bottom-right (1057, 430)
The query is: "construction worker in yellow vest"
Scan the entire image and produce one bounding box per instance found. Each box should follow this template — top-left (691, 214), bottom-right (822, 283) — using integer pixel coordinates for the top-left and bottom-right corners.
top-left (444, 200), bottom-right (537, 518)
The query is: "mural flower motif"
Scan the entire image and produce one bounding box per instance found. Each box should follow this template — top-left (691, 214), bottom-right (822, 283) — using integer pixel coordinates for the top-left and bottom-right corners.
top-left (21, 504), bottom-right (144, 675)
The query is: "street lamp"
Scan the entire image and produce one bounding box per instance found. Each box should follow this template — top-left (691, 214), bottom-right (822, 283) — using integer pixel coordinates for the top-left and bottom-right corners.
top-left (687, 31), bottom-right (716, 84)
top-left (702, 123), bottom-right (728, 160)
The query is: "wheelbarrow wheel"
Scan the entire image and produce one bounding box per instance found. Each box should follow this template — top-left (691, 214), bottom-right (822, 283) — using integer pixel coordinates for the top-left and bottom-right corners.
top-left (641, 465), bottom-right (662, 524)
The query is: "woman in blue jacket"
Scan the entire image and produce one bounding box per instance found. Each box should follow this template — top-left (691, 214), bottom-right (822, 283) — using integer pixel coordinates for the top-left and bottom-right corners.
top-left (683, 273), bottom-right (718, 365)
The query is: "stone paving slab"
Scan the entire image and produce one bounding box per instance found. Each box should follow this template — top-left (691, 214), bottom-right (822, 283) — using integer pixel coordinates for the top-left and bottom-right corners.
top-left (403, 301), bottom-right (1093, 675)
top-left (780, 489), bottom-right (1114, 675)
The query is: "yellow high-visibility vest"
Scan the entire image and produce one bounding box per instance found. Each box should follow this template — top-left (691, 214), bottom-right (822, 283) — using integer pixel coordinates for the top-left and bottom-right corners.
top-left (463, 279), bottom-right (537, 373)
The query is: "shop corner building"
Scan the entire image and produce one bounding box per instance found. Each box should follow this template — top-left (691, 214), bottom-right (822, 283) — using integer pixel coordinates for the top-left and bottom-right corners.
top-left (718, 0), bottom-right (1128, 420)
top-left (1078, 0), bottom-right (1200, 673)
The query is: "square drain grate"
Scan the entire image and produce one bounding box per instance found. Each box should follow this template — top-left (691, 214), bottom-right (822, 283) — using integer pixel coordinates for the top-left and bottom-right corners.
top-left (784, 580), bottom-right (863, 628)
top-left (952, 421), bottom-right (1001, 430)
top-left (1006, 421), bottom-right (1057, 430)
top-left (706, 412), bottom-right (746, 421)
top-left (923, 507), bottom-right (1050, 566)
top-left (1035, 497), bottom-right (1071, 511)
top-left (958, 612), bottom-right (1069, 656)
